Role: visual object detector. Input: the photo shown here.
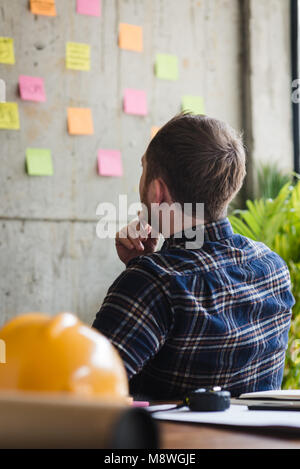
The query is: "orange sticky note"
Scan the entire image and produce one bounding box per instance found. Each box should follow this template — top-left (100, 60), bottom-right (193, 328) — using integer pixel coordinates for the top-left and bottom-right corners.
top-left (30, 0), bottom-right (56, 16)
top-left (119, 23), bottom-right (143, 52)
top-left (67, 108), bottom-right (94, 135)
top-left (151, 126), bottom-right (160, 139)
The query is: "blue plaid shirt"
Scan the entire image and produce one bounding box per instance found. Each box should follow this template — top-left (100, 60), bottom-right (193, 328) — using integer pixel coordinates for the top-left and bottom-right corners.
top-left (93, 218), bottom-right (294, 399)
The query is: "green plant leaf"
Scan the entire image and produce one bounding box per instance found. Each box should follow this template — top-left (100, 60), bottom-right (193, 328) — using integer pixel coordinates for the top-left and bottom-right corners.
top-left (232, 177), bottom-right (300, 389)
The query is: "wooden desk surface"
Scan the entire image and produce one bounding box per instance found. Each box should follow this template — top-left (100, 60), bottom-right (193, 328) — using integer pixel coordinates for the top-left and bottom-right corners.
top-left (159, 421), bottom-right (300, 449)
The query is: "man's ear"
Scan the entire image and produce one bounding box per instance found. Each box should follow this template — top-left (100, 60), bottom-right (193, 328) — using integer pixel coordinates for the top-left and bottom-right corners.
top-left (150, 178), bottom-right (173, 205)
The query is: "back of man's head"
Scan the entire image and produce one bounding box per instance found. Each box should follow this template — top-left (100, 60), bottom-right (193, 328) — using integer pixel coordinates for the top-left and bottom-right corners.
top-left (146, 113), bottom-right (246, 222)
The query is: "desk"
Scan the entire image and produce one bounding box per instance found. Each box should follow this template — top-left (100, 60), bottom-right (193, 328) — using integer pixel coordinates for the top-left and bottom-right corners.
top-left (159, 421), bottom-right (300, 449)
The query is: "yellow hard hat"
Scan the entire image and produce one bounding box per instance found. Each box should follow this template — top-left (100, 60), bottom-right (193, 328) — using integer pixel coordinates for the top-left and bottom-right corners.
top-left (0, 312), bottom-right (129, 402)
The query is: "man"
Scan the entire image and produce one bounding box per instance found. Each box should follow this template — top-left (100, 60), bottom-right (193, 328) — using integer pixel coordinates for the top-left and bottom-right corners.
top-left (93, 113), bottom-right (294, 400)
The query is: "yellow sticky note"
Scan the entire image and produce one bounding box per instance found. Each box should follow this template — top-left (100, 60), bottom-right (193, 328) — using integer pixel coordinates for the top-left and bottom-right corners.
top-left (119, 23), bottom-right (143, 52)
top-left (0, 103), bottom-right (20, 130)
top-left (151, 126), bottom-right (160, 139)
top-left (66, 42), bottom-right (90, 71)
top-left (30, 0), bottom-right (57, 16)
top-left (67, 108), bottom-right (94, 135)
top-left (0, 37), bottom-right (15, 65)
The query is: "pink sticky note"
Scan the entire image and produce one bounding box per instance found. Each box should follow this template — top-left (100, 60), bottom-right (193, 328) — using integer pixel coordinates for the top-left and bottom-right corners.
top-left (19, 75), bottom-right (46, 102)
top-left (124, 88), bottom-right (147, 116)
top-left (77, 0), bottom-right (101, 17)
top-left (98, 149), bottom-right (123, 177)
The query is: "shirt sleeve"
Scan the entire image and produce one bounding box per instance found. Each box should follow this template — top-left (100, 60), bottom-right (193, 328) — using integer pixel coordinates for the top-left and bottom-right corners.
top-left (92, 258), bottom-right (173, 379)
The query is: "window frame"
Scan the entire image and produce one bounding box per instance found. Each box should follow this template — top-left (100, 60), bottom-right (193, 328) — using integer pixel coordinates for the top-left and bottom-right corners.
top-left (291, 0), bottom-right (300, 174)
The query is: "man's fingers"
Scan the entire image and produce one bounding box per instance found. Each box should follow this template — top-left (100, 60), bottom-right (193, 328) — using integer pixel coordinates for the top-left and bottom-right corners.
top-left (127, 221), bottom-right (150, 240)
top-left (126, 221), bottom-right (149, 250)
top-left (116, 218), bottom-right (158, 254)
top-left (138, 211), bottom-right (152, 235)
top-left (127, 235), bottom-right (145, 251)
top-left (116, 233), bottom-right (135, 250)
top-left (116, 231), bottom-right (144, 252)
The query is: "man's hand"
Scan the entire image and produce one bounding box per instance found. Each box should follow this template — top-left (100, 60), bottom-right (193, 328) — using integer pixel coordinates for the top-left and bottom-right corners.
top-left (115, 217), bottom-right (159, 266)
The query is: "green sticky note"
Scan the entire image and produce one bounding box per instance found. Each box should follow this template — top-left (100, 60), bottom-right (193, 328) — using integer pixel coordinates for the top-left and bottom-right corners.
top-left (26, 148), bottom-right (53, 176)
top-left (155, 54), bottom-right (178, 81)
top-left (182, 95), bottom-right (205, 115)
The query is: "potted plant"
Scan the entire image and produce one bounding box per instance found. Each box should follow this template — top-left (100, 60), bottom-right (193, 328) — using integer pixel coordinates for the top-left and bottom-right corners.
top-left (230, 181), bottom-right (300, 388)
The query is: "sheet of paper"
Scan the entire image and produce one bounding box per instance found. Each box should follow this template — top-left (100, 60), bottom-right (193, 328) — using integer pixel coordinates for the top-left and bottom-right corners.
top-left (0, 103), bottom-right (20, 130)
top-left (148, 404), bottom-right (178, 413)
top-left (67, 107), bottom-right (94, 135)
top-left (30, 0), bottom-right (56, 16)
top-left (26, 148), bottom-right (53, 176)
top-left (151, 404), bottom-right (300, 432)
top-left (182, 95), bottom-right (205, 115)
top-left (124, 88), bottom-right (147, 116)
top-left (155, 54), bottom-right (179, 81)
top-left (151, 126), bottom-right (160, 139)
top-left (0, 37), bottom-right (15, 65)
top-left (77, 0), bottom-right (101, 16)
top-left (19, 75), bottom-right (46, 102)
top-left (66, 42), bottom-right (90, 71)
top-left (98, 149), bottom-right (123, 177)
top-left (119, 23), bottom-right (143, 52)
top-left (0, 79), bottom-right (6, 102)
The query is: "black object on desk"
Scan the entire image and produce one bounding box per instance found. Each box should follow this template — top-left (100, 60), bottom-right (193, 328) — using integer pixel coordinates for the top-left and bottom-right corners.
top-left (184, 387), bottom-right (231, 412)
top-left (148, 387), bottom-right (231, 414)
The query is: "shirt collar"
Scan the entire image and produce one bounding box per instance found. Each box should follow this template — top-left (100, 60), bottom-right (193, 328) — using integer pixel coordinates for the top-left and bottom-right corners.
top-left (162, 218), bottom-right (234, 250)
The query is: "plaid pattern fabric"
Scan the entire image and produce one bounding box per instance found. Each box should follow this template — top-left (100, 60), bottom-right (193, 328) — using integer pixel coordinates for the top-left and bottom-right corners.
top-left (93, 218), bottom-right (295, 399)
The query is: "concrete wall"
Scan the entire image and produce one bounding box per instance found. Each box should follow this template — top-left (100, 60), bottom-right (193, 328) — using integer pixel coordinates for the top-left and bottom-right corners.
top-left (249, 0), bottom-right (293, 173)
top-left (242, 0), bottom-right (293, 194)
top-left (0, 0), bottom-right (293, 326)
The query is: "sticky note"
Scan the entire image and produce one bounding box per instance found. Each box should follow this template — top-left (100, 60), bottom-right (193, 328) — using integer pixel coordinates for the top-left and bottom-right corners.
top-left (66, 42), bottom-right (90, 71)
top-left (77, 0), bottom-right (101, 16)
top-left (151, 126), bottom-right (160, 139)
top-left (182, 95), bottom-right (205, 115)
top-left (26, 148), bottom-right (53, 176)
top-left (0, 103), bottom-right (20, 130)
top-left (98, 149), bottom-right (123, 177)
top-left (67, 108), bottom-right (94, 135)
top-left (119, 23), bottom-right (143, 52)
top-left (19, 75), bottom-right (46, 103)
top-left (0, 37), bottom-right (15, 65)
top-left (0, 79), bottom-right (6, 102)
top-left (155, 54), bottom-right (179, 81)
top-left (30, 0), bottom-right (56, 16)
top-left (124, 89), bottom-right (147, 116)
